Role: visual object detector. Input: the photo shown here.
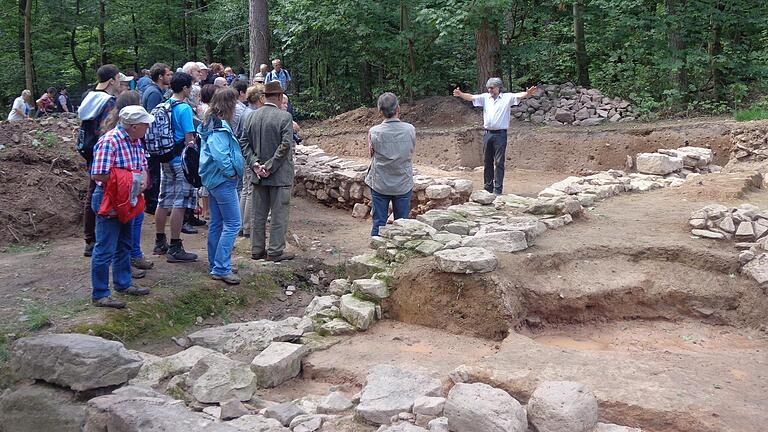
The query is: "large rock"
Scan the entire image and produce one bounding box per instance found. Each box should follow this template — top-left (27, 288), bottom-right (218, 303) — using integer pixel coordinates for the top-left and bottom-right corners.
top-left (304, 295), bottom-right (340, 320)
top-left (10, 333), bottom-right (143, 391)
top-left (319, 318), bottom-right (357, 335)
top-left (470, 190), bottom-right (496, 205)
top-left (356, 364), bottom-right (442, 425)
top-left (527, 381), bottom-right (598, 432)
top-left (250, 342), bottom-right (308, 388)
top-left (317, 391), bottom-right (354, 414)
top-left (742, 253), bottom-right (768, 284)
top-left (463, 231), bottom-right (528, 252)
top-left (444, 382), bottom-right (527, 432)
top-left (83, 394), bottom-right (240, 432)
top-left (554, 109), bottom-right (575, 124)
top-left (434, 247), bottom-right (498, 274)
top-left (187, 317), bottom-right (304, 357)
top-left (353, 278), bottom-right (390, 300)
top-left (346, 253), bottom-right (389, 280)
top-left (131, 345), bottom-right (217, 388)
top-left (227, 415), bottom-right (288, 431)
top-left (377, 424), bottom-right (428, 432)
top-left (0, 383), bottom-right (86, 432)
top-left (186, 353), bottom-right (257, 403)
top-left (635, 153), bottom-right (683, 175)
top-left (412, 396), bottom-right (446, 416)
top-left (263, 402), bottom-right (306, 426)
top-left (425, 185), bottom-right (452, 200)
top-left (340, 294), bottom-right (377, 330)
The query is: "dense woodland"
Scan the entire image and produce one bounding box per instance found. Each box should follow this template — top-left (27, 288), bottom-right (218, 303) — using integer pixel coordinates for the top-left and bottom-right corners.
top-left (2, 0), bottom-right (768, 119)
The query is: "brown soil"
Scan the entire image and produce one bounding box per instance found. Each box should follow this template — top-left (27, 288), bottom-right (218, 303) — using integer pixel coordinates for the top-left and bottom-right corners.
top-left (0, 118), bottom-right (85, 246)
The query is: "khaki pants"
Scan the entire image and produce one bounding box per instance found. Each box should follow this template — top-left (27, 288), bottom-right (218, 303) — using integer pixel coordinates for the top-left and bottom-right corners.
top-left (251, 185), bottom-right (291, 257)
top-left (239, 170), bottom-right (253, 234)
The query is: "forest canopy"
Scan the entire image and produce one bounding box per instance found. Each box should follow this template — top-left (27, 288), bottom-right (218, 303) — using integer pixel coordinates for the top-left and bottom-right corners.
top-left (3, 0), bottom-right (767, 118)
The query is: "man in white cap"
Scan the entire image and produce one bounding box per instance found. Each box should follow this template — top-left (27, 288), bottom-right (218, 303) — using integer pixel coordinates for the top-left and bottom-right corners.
top-left (89, 105), bottom-right (155, 308)
top-left (117, 72), bottom-right (135, 95)
top-left (453, 78), bottom-right (537, 194)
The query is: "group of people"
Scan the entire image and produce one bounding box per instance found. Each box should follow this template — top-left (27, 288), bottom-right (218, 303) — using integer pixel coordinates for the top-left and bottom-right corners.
top-left (76, 59), bottom-right (297, 309)
top-left (7, 87), bottom-right (74, 120)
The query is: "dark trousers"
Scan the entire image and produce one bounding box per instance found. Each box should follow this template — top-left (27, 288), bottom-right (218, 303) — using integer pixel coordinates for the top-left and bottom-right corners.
top-left (144, 156), bottom-right (161, 214)
top-left (370, 189), bottom-right (412, 237)
top-left (83, 177), bottom-right (97, 244)
top-left (483, 130), bottom-right (508, 194)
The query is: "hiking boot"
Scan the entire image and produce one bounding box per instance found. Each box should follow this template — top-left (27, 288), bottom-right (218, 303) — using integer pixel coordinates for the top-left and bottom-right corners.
top-left (190, 215), bottom-right (207, 227)
top-left (251, 251), bottom-right (267, 260)
top-left (84, 242), bottom-right (95, 257)
top-left (92, 297), bottom-right (126, 309)
top-left (117, 286), bottom-right (150, 296)
top-left (266, 252), bottom-right (295, 262)
top-left (181, 222), bottom-right (199, 234)
top-left (167, 242), bottom-right (198, 263)
top-left (131, 256), bottom-right (155, 269)
top-left (211, 273), bottom-right (241, 285)
top-left (131, 268), bottom-right (147, 279)
top-left (153, 238), bottom-right (168, 255)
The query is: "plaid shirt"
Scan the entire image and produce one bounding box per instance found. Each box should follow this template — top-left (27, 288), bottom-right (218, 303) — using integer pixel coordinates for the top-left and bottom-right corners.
top-left (91, 124), bottom-right (147, 178)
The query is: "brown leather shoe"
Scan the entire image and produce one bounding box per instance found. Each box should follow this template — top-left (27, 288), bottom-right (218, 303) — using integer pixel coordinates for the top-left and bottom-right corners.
top-left (131, 256), bottom-right (155, 270)
top-left (251, 251), bottom-right (267, 260)
top-left (131, 268), bottom-right (147, 279)
top-left (92, 297), bottom-right (126, 309)
top-left (117, 286), bottom-right (151, 296)
top-left (266, 252), bottom-right (295, 262)
top-left (211, 273), bottom-right (241, 285)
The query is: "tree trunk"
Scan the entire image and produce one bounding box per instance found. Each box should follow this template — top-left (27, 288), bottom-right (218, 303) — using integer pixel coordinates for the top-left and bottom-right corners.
top-left (182, 0), bottom-right (191, 58)
top-left (97, 0), bottom-right (107, 65)
top-left (665, 0), bottom-right (688, 103)
top-left (475, 11), bottom-right (500, 92)
top-left (708, 0), bottom-right (725, 101)
top-left (131, 12), bottom-right (140, 73)
top-left (573, 0), bottom-right (590, 87)
top-left (22, 0), bottom-right (34, 93)
top-left (400, 1), bottom-right (415, 103)
top-left (248, 0), bottom-right (269, 79)
top-left (360, 60), bottom-right (372, 104)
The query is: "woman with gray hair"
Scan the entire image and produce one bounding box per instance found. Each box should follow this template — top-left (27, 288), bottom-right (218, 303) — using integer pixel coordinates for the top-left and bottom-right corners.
top-left (7, 89), bottom-right (33, 121)
top-left (364, 92), bottom-right (416, 236)
top-left (453, 78), bottom-right (537, 194)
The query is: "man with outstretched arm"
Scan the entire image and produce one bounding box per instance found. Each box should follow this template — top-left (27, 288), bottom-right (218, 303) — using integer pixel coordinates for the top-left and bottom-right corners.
top-left (453, 78), bottom-right (537, 195)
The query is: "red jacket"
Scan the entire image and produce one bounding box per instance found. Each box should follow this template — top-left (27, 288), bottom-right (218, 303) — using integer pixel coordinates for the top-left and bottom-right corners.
top-left (98, 168), bottom-right (144, 223)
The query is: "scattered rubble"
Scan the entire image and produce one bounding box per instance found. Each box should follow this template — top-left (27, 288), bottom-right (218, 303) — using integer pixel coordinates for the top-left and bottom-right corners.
top-left (512, 83), bottom-right (635, 125)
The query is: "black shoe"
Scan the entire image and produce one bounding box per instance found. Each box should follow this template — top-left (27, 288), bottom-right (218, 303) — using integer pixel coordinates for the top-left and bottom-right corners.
top-left (181, 222), bottom-right (198, 234)
top-left (167, 242), bottom-right (198, 263)
top-left (251, 251), bottom-right (267, 260)
top-left (190, 215), bottom-right (207, 227)
top-left (84, 242), bottom-right (95, 257)
top-left (117, 286), bottom-right (150, 296)
top-left (131, 268), bottom-right (147, 279)
top-left (92, 297), bottom-right (126, 308)
top-left (153, 238), bottom-right (169, 255)
top-left (266, 252), bottom-right (295, 262)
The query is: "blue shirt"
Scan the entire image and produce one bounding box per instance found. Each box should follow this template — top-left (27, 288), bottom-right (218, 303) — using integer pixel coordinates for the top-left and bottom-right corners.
top-left (265, 69), bottom-right (291, 90)
top-left (137, 76), bottom-right (153, 96)
top-left (141, 83), bottom-right (163, 112)
top-left (169, 98), bottom-right (195, 143)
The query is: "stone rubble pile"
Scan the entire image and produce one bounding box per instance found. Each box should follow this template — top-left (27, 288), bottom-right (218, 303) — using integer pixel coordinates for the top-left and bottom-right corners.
top-left (511, 83), bottom-right (635, 126)
top-left (634, 146), bottom-right (720, 177)
top-left (729, 120), bottom-right (768, 163)
top-left (687, 203), bottom-right (768, 285)
top-left (293, 144), bottom-right (473, 218)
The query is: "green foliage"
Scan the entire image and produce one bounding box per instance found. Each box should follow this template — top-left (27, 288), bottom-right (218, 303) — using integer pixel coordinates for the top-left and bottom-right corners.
top-left (735, 97), bottom-right (768, 121)
top-left (1, 0), bottom-right (767, 117)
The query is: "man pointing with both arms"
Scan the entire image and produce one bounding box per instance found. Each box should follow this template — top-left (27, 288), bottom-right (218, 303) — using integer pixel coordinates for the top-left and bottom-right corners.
top-left (453, 78), bottom-right (536, 195)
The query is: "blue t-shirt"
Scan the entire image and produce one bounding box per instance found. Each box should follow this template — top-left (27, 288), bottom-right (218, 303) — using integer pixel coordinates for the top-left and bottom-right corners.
top-left (169, 98), bottom-right (195, 143)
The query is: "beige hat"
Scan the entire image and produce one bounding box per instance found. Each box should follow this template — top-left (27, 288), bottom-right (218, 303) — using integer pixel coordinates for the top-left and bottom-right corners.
top-left (118, 72), bottom-right (134, 82)
top-left (119, 106), bottom-right (155, 124)
top-left (196, 62), bottom-right (209, 70)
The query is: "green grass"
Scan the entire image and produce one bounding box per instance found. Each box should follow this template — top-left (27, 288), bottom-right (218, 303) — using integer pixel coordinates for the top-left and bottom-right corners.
top-left (735, 107), bottom-right (768, 122)
top-left (22, 302), bottom-right (51, 331)
top-left (0, 243), bottom-right (46, 254)
top-left (71, 272), bottom-right (279, 343)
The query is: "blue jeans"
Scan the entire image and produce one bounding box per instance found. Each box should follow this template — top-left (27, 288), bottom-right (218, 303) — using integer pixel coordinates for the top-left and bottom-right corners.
top-left (131, 211), bottom-right (144, 259)
top-left (91, 186), bottom-right (134, 300)
top-left (371, 189), bottom-right (412, 237)
top-left (207, 179), bottom-right (241, 276)
top-left (483, 130), bottom-right (507, 194)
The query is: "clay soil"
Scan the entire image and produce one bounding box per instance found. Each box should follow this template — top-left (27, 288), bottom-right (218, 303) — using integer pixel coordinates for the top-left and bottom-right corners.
top-left (1, 100), bottom-right (766, 431)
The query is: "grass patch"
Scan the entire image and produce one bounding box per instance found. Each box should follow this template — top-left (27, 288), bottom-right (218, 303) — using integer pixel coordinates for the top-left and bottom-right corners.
top-left (0, 334), bottom-right (9, 365)
top-left (71, 271), bottom-right (279, 343)
top-left (22, 302), bottom-right (51, 331)
top-left (0, 243), bottom-right (46, 254)
top-left (329, 262), bottom-right (347, 279)
top-left (735, 107), bottom-right (768, 122)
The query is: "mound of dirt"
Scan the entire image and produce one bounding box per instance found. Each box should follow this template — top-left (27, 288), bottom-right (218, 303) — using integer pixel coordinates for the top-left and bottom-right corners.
top-left (320, 96), bottom-right (480, 132)
top-left (0, 117), bottom-right (86, 245)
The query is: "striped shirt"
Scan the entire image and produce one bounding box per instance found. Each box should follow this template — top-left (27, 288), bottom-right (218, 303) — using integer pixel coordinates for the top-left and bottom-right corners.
top-left (91, 124), bottom-right (147, 178)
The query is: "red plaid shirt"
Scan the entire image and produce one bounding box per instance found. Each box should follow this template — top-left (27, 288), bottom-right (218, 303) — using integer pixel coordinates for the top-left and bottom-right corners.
top-left (91, 124), bottom-right (147, 179)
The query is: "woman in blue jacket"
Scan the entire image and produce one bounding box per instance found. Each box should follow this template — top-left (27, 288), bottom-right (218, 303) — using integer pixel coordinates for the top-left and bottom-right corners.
top-left (198, 88), bottom-right (245, 284)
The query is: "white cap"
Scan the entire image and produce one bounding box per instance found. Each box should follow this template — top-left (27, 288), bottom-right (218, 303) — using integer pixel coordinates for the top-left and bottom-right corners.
top-left (196, 62), bottom-right (209, 70)
top-left (118, 72), bottom-right (134, 82)
top-left (119, 106), bottom-right (155, 124)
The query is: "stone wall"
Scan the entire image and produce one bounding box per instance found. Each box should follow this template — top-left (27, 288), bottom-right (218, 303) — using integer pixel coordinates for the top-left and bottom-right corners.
top-left (293, 145), bottom-right (473, 218)
top-left (513, 83), bottom-right (635, 125)
top-left (726, 120), bottom-right (768, 173)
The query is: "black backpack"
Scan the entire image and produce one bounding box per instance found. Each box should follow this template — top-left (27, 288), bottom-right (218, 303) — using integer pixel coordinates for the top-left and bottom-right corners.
top-left (76, 118), bottom-right (101, 162)
top-left (181, 143), bottom-right (202, 188)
